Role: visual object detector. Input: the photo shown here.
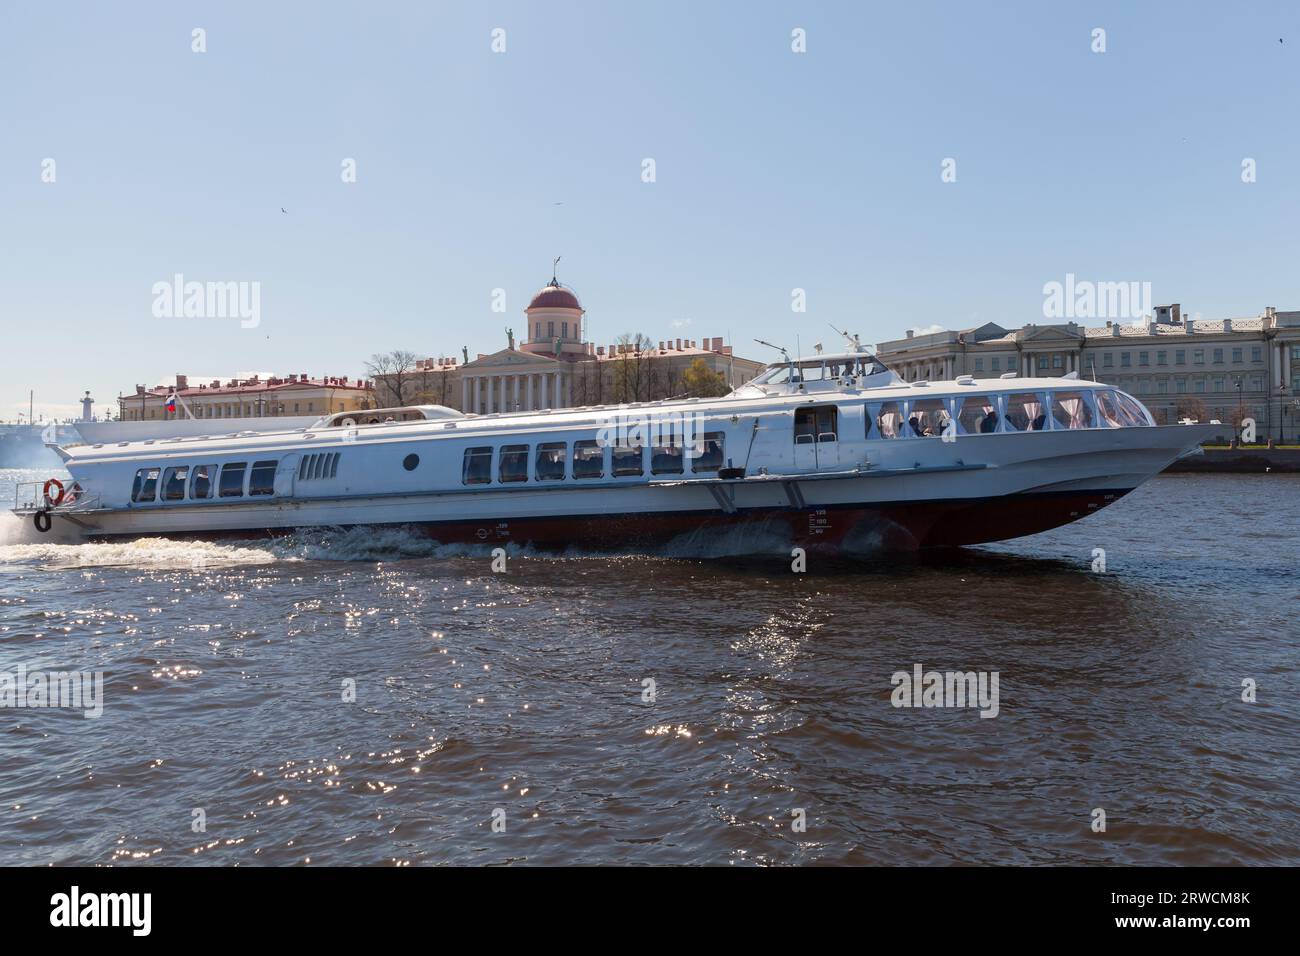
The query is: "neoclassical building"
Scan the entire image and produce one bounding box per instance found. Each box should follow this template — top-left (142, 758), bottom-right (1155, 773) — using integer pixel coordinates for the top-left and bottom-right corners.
top-left (875, 304), bottom-right (1300, 438)
top-left (119, 373), bottom-right (373, 421)
top-left (400, 277), bottom-right (764, 413)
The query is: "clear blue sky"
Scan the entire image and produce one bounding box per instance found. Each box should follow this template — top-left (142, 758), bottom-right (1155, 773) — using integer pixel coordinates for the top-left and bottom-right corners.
top-left (2, 1), bottom-right (1296, 420)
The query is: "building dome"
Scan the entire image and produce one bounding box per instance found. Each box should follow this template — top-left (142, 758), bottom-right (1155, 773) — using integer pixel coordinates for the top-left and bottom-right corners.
top-left (527, 282), bottom-right (582, 312)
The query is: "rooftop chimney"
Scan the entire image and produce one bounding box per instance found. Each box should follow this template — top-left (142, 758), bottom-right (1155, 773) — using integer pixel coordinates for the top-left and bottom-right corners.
top-left (175, 374), bottom-right (188, 389)
top-left (1223, 318), bottom-right (1233, 333)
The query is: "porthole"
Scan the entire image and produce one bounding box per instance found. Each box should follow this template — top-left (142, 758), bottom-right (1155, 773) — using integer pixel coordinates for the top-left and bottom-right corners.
top-left (403, 454), bottom-right (419, 471)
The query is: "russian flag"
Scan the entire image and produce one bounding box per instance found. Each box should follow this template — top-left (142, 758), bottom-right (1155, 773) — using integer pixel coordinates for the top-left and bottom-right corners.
top-left (166, 393), bottom-right (176, 413)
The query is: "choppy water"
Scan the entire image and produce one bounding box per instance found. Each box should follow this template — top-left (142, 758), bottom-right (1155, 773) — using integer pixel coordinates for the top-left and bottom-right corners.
top-left (0, 467), bottom-right (1296, 865)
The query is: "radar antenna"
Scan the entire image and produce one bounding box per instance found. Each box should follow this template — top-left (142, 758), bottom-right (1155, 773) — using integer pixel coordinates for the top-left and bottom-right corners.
top-left (828, 324), bottom-right (868, 353)
top-left (753, 338), bottom-right (790, 362)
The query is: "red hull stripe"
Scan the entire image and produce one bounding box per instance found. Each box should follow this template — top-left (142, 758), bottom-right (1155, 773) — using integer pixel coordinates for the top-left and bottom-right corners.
top-left (89, 488), bottom-right (1133, 552)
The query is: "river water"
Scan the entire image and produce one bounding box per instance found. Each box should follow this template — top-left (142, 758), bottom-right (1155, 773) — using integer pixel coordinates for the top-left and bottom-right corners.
top-left (0, 468), bottom-right (1296, 865)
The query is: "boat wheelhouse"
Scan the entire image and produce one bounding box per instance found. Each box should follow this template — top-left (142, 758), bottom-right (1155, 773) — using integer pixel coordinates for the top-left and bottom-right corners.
top-left (13, 350), bottom-right (1218, 552)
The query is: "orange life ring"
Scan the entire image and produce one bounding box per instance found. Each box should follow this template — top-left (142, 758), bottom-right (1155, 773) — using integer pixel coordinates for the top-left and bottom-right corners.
top-left (43, 478), bottom-right (65, 508)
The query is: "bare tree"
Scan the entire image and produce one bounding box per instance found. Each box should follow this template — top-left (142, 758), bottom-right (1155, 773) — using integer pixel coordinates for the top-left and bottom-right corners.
top-left (365, 350), bottom-right (421, 406)
top-left (612, 332), bottom-right (654, 403)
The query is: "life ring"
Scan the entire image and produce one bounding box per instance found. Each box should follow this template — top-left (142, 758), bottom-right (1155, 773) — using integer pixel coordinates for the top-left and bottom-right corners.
top-left (340, 417), bottom-right (356, 427)
top-left (33, 510), bottom-right (52, 533)
top-left (43, 479), bottom-right (65, 508)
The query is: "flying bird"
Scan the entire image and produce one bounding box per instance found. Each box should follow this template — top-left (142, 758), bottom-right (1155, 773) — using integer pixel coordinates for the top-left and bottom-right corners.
top-left (281, 207), bottom-right (288, 214)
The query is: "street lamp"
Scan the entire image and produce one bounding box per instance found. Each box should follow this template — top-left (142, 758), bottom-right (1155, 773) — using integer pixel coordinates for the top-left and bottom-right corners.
top-left (1233, 376), bottom-right (1243, 442)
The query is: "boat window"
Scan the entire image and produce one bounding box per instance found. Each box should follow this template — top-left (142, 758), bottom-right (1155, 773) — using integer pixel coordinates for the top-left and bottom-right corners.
top-left (956, 395), bottom-right (998, 435)
top-left (162, 466), bottom-right (189, 501)
top-left (692, 432), bottom-right (725, 473)
top-left (794, 406), bottom-right (838, 444)
top-left (1050, 391), bottom-right (1096, 430)
top-left (611, 439), bottom-right (644, 477)
top-left (908, 398), bottom-right (952, 438)
top-left (219, 462), bottom-right (247, 497)
top-left (462, 446), bottom-right (492, 485)
top-left (651, 427), bottom-right (685, 475)
top-left (872, 401), bottom-right (904, 439)
top-left (1003, 392), bottom-right (1048, 432)
top-left (535, 442), bottom-right (567, 481)
top-left (499, 444), bottom-right (529, 483)
top-left (131, 467), bottom-right (160, 503)
top-left (574, 439), bottom-right (604, 478)
top-left (1095, 390), bottom-right (1124, 428)
top-left (190, 464), bottom-right (215, 499)
top-left (249, 460), bottom-right (278, 496)
top-left (1115, 392), bottom-right (1151, 426)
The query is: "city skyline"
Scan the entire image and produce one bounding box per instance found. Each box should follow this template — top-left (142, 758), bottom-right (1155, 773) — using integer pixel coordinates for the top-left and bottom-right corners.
top-left (3, 1), bottom-right (1298, 420)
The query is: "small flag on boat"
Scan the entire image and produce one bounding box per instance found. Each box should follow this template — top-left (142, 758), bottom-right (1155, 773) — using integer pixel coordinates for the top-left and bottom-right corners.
top-left (166, 393), bottom-right (177, 413)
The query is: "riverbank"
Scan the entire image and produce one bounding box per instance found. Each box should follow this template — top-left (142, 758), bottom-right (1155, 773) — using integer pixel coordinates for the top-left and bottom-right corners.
top-left (1165, 446), bottom-right (1300, 473)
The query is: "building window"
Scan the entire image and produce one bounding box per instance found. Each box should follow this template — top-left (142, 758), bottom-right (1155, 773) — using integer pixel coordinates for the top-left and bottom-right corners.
top-left (1213, 348), bottom-right (1224, 364)
top-left (1103, 353), bottom-right (1113, 368)
top-left (974, 358), bottom-right (984, 371)
top-left (991, 357), bottom-right (1000, 371)
top-left (547, 321), bottom-right (555, 338)
top-left (1006, 357), bottom-right (1017, 371)
top-left (1038, 356), bottom-right (1049, 371)
top-left (1175, 378), bottom-right (1186, 393)
top-left (1194, 379), bottom-right (1206, 393)
top-left (462, 447), bottom-right (492, 485)
top-left (561, 321), bottom-right (568, 339)
top-left (1175, 349), bottom-right (1185, 365)
top-left (1053, 355), bottom-right (1063, 368)
top-left (573, 440), bottom-right (604, 478)
top-left (1194, 349), bottom-right (1205, 364)
top-left (1139, 351), bottom-right (1149, 366)
top-left (219, 462), bottom-right (247, 498)
top-left (1291, 346), bottom-right (1300, 360)
top-left (1158, 379), bottom-right (1168, 394)
top-left (1232, 348), bottom-right (1242, 363)
top-left (1252, 347), bottom-right (1262, 362)
top-left (1121, 353), bottom-right (1131, 367)
top-left (1213, 377), bottom-right (1225, 393)
top-left (1157, 351), bottom-right (1167, 366)
top-left (534, 322), bottom-right (541, 338)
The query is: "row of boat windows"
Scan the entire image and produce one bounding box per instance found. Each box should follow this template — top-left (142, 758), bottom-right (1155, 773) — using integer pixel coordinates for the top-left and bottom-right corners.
top-left (131, 461), bottom-right (280, 503)
top-left (462, 434), bottom-right (726, 485)
top-left (865, 389), bottom-right (1151, 439)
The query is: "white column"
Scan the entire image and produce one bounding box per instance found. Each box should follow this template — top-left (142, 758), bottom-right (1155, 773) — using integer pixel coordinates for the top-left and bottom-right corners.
top-left (461, 376), bottom-right (470, 412)
top-left (526, 374), bottom-right (534, 410)
top-left (489, 376), bottom-right (497, 413)
top-left (565, 371), bottom-right (572, 406)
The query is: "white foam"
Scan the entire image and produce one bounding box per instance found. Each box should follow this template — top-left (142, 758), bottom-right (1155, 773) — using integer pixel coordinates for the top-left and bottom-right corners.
top-left (0, 535), bottom-right (279, 570)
